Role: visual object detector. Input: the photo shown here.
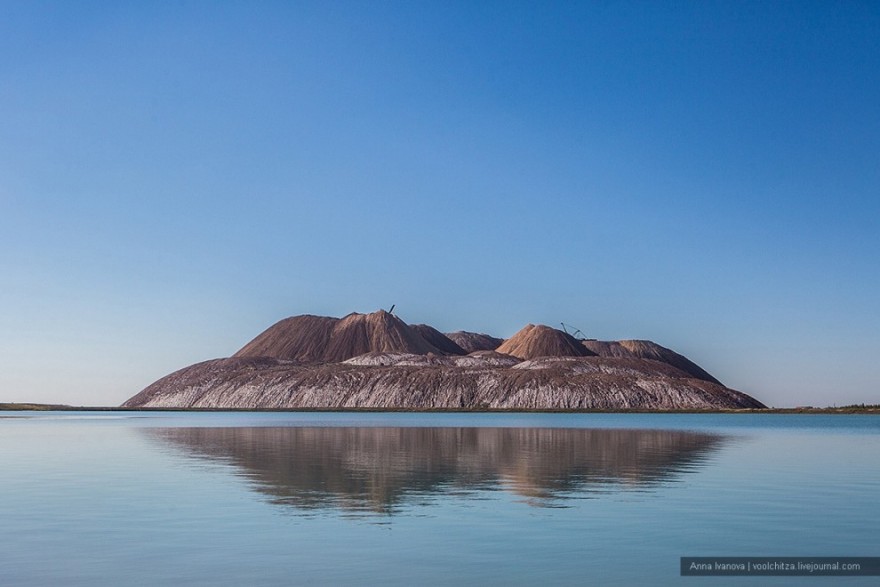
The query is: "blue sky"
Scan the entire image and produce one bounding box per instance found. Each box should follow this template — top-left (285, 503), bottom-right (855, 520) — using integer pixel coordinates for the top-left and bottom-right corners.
top-left (1, 1), bottom-right (878, 407)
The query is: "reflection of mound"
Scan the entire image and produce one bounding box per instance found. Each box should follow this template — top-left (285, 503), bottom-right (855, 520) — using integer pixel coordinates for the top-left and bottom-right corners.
top-left (145, 427), bottom-right (725, 514)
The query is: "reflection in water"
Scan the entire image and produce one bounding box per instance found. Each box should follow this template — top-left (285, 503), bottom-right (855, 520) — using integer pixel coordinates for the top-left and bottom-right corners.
top-left (145, 427), bottom-right (725, 515)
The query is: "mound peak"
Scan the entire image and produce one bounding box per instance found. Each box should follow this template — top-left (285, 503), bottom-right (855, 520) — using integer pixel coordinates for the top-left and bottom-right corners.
top-left (323, 311), bottom-right (445, 361)
top-left (234, 310), bottom-right (455, 363)
top-left (496, 324), bottom-right (597, 360)
top-left (410, 324), bottom-right (467, 356)
top-left (233, 314), bottom-right (339, 363)
top-left (445, 331), bottom-right (503, 353)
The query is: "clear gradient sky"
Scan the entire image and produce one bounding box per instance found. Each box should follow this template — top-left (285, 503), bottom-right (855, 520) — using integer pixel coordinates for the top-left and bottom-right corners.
top-left (1, 1), bottom-right (878, 408)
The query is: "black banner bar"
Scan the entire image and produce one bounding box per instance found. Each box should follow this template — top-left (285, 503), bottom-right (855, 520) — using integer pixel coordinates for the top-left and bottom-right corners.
top-left (681, 557), bottom-right (880, 576)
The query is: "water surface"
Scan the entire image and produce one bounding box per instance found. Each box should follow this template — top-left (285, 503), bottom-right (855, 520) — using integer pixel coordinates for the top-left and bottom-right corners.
top-left (1, 412), bottom-right (877, 586)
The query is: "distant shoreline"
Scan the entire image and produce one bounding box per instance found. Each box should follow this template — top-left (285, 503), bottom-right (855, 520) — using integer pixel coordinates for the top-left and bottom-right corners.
top-left (2, 403), bottom-right (878, 414)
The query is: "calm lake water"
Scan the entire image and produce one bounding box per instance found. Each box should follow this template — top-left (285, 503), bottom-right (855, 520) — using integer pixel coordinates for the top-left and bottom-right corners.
top-left (1, 411), bottom-right (878, 586)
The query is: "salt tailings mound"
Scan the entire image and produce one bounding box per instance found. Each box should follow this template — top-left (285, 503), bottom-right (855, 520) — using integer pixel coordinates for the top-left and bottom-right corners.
top-left (410, 324), bottom-right (466, 356)
top-left (445, 331), bottom-right (503, 353)
top-left (583, 340), bottom-right (721, 384)
top-left (323, 311), bottom-right (445, 361)
top-left (496, 324), bottom-right (597, 360)
top-left (235, 310), bottom-right (451, 363)
top-left (123, 355), bottom-right (764, 410)
top-left (234, 314), bottom-right (339, 362)
top-left (125, 310), bottom-right (766, 410)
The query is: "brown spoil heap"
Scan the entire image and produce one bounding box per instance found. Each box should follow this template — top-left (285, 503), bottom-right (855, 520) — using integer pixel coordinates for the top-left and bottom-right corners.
top-left (444, 331), bottom-right (504, 353)
top-left (410, 324), bottom-right (467, 356)
top-left (323, 310), bottom-right (445, 361)
top-left (583, 339), bottom-right (721, 384)
top-left (233, 314), bottom-right (339, 363)
top-left (234, 310), bottom-right (453, 363)
top-left (125, 310), bottom-right (767, 410)
top-left (496, 324), bottom-right (598, 360)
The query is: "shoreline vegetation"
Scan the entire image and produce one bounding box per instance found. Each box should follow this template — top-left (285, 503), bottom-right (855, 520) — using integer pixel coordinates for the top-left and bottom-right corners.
top-left (2, 403), bottom-right (878, 414)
